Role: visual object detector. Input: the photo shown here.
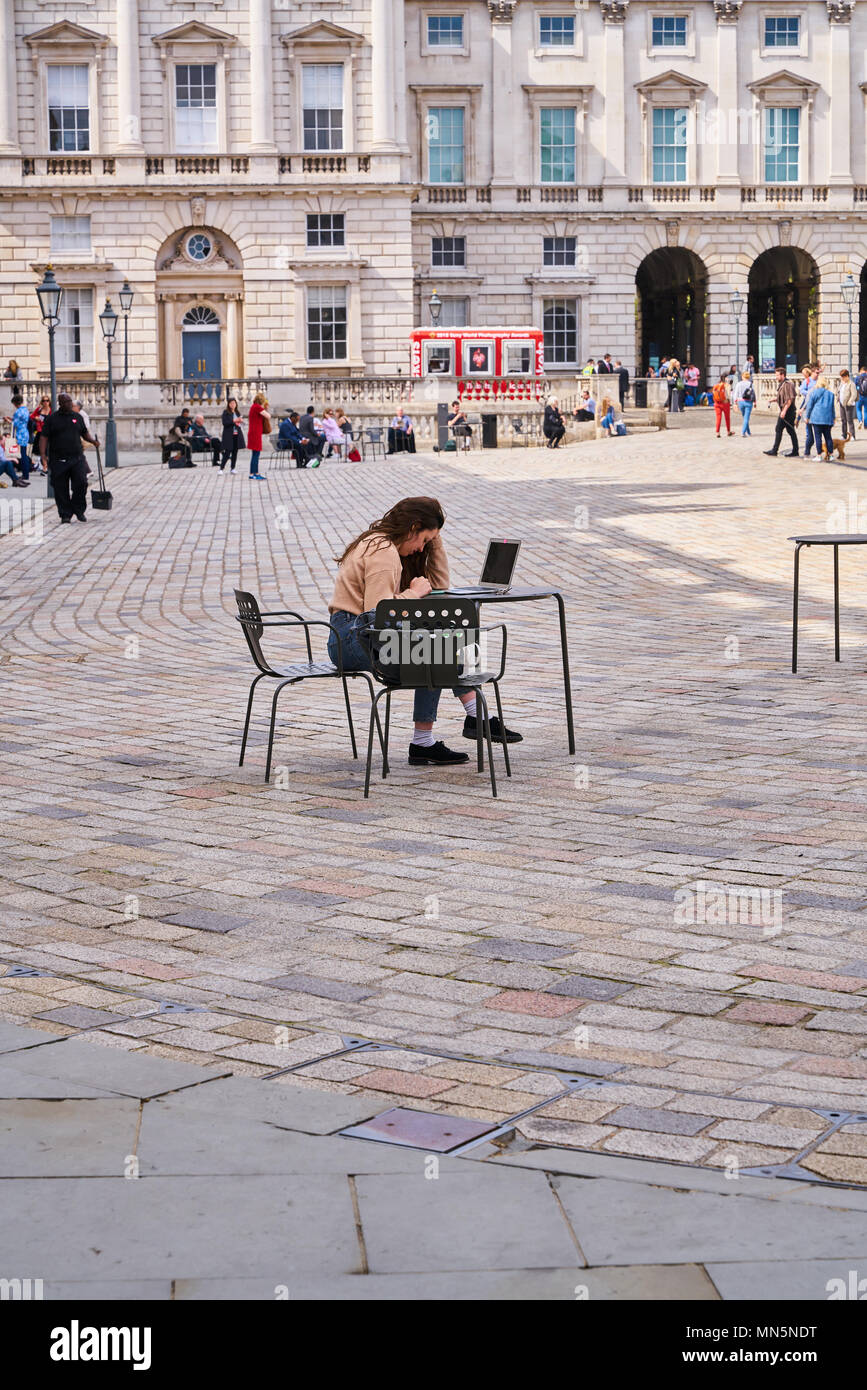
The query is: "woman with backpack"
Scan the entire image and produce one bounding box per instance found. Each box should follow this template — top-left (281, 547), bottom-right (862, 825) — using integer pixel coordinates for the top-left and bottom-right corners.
top-left (712, 374), bottom-right (733, 437)
top-left (733, 372), bottom-right (755, 436)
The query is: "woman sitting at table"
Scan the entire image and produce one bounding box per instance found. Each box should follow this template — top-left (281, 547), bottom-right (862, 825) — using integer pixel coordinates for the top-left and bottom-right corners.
top-left (327, 496), bottom-right (522, 765)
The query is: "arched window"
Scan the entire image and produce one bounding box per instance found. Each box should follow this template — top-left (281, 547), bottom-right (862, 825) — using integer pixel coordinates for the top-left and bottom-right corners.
top-left (182, 305), bottom-right (220, 327)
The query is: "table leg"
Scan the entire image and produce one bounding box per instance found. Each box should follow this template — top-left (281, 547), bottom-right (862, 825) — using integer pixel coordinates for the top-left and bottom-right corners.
top-left (792, 543), bottom-right (802, 674)
top-left (834, 544), bottom-right (840, 662)
top-left (554, 593), bottom-right (576, 754)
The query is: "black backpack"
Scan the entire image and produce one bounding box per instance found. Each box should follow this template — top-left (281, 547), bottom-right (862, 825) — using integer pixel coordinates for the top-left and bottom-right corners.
top-left (743, 385), bottom-right (755, 404)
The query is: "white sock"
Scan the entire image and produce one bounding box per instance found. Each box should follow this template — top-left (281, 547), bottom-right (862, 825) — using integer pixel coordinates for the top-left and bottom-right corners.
top-left (461, 695), bottom-right (477, 719)
top-left (412, 727), bottom-right (436, 747)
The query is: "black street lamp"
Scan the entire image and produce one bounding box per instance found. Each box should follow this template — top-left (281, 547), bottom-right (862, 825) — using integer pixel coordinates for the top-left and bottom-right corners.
top-left (36, 266), bottom-right (63, 410)
top-left (729, 288), bottom-right (745, 374)
top-left (99, 298), bottom-right (119, 470)
top-left (841, 272), bottom-right (857, 376)
top-left (428, 288), bottom-right (442, 326)
top-left (119, 278), bottom-right (134, 382)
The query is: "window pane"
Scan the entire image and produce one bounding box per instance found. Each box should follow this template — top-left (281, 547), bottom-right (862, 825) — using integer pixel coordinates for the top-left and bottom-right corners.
top-left (175, 64), bottom-right (218, 150)
top-left (543, 299), bottom-right (577, 367)
top-left (764, 106), bottom-right (799, 182)
top-left (764, 16), bottom-right (799, 47)
top-left (427, 15), bottom-right (463, 46)
top-left (47, 64), bottom-right (90, 152)
top-left (307, 286), bottom-right (348, 361)
top-left (50, 215), bottom-right (92, 254)
top-left (651, 16), bottom-right (687, 46)
top-left (539, 16), bottom-right (575, 45)
top-left (307, 213), bottom-right (345, 248)
top-left (302, 65), bottom-right (344, 151)
top-left (56, 288), bottom-right (93, 365)
top-left (439, 297), bottom-right (469, 327)
top-left (431, 236), bottom-right (466, 267)
top-left (651, 106), bottom-right (687, 182)
top-left (543, 236), bottom-right (576, 266)
top-left (427, 106), bottom-right (464, 183)
top-left (540, 108), bottom-right (576, 183)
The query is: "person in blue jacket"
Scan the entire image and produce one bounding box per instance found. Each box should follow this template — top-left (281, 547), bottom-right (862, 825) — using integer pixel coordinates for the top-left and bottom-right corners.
top-left (804, 376), bottom-right (836, 460)
top-left (278, 412), bottom-right (312, 468)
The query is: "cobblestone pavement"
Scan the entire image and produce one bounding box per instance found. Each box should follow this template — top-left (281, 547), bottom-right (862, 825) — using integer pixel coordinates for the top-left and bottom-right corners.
top-left (2, 424), bottom-right (867, 1189)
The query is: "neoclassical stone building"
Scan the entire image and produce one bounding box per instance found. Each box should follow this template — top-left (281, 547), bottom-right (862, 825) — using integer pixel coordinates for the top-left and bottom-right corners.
top-left (1, 0), bottom-right (867, 387)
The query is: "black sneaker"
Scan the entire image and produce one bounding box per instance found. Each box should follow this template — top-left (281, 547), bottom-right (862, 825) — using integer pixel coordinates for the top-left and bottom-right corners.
top-left (408, 740), bottom-right (470, 765)
top-left (462, 714), bottom-right (523, 744)
top-left (783, 450), bottom-right (799, 457)
top-left (763, 450), bottom-right (778, 456)
top-left (75, 513), bottom-right (87, 521)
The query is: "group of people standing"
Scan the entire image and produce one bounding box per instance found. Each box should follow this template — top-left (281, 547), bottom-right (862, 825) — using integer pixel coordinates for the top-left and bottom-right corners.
top-left (764, 362), bottom-right (866, 459)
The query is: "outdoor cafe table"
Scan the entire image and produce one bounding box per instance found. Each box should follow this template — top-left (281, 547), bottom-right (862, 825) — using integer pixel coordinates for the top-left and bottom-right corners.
top-left (789, 533), bottom-right (867, 673)
top-left (435, 585), bottom-right (575, 754)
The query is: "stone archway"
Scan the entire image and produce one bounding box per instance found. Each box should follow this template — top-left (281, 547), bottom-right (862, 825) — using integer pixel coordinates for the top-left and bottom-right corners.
top-left (635, 247), bottom-right (708, 376)
top-left (748, 247), bottom-right (817, 372)
top-left (155, 224), bottom-right (244, 378)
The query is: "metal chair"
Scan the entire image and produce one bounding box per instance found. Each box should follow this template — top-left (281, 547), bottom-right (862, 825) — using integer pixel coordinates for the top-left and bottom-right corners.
top-left (363, 427), bottom-right (386, 460)
top-left (233, 589), bottom-right (386, 783)
top-left (510, 417), bottom-right (530, 447)
top-left (361, 596), bottom-right (511, 799)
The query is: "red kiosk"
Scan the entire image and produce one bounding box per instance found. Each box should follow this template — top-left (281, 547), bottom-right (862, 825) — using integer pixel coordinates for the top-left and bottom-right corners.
top-left (410, 326), bottom-right (546, 401)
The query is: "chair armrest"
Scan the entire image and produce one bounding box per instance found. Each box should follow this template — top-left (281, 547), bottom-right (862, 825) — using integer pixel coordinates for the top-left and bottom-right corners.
top-left (478, 622), bottom-right (508, 681)
top-left (238, 612), bottom-right (342, 666)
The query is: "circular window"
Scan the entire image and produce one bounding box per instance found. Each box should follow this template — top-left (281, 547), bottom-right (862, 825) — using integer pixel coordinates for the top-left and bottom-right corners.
top-left (186, 233), bottom-right (212, 262)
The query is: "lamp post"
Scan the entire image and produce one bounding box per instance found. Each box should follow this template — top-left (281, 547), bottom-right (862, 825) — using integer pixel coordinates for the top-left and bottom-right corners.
top-left (99, 298), bottom-right (119, 470)
top-left (428, 288), bottom-right (442, 326)
top-left (729, 288), bottom-right (745, 374)
top-left (118, 278), bottom-right (134, 382)
top-left (841, 272), bottom-right (857, 377)
top-left (36, 267), bottom-right (63, 500)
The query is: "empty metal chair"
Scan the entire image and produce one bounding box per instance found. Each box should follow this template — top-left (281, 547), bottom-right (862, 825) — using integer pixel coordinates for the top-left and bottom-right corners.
top-left (361, 596), bottom-right (511, 799)
top-left (363, 427), bottom-right (386, 460)
top-left (234, 589), bottom-right (385, 782)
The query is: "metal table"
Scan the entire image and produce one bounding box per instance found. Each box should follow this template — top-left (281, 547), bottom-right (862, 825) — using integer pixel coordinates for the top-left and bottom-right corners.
top-left (789, 533), bottom-right (867, 672)
top-left (435, 585), bottom-right (575, 753)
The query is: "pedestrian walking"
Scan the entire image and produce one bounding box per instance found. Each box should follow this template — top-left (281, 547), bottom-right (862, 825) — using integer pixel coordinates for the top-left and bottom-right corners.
top-left (796, 366), bottom-right (818, 457)
top-left (764, 366), bottom-right (799, 458)
top-left (38, 393), bottom-right (99, 522)
top-left (804, 375), bottom-right (836, 460)
top-left (219, 397), bottom-right (244, 472)
top-left (837, 369), bottom-right (857, 442)
top-left (247, 391), bottom-right (270, 480)
top-left (855, 365), bottom-right (867, 429)
top-left (733, 372), bottom-right (755, 436)
top-left (614, 359), bottom-right (629, 407)
top-left (712, 375), bottom-right (732, 436)
top-left (4, 393), bottom-right (32, 478)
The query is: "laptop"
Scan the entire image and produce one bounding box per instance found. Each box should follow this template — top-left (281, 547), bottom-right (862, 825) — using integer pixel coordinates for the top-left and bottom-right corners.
top-left (435, 539), bottom-right (521, 596)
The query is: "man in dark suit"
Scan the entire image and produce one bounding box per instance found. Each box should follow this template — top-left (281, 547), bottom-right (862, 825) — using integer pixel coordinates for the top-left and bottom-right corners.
top-left (615, 359), bottom-right (630, 407)
top-left (278, 412), bottom-right (311, 468)
top-left (597, 353), bottom-right (614, 374)
top-left (298, 405), bottom-right (326, 458)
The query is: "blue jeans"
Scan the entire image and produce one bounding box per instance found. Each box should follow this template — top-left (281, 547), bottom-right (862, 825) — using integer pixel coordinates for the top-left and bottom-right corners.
top-left (249, 449), bottom-right (260, 476)
top-left (857, 397), bottom-right (867, 428)
top-left (738, 401), bottom-right (753, 435)
top-left (803, 422), bottom-right (815, 456)
top-left (327, 609), bottom-right (466, 725)
top-left (0, 458), bottom-right (17, 482)
top-left (812, 423), bottom-right (833, 457)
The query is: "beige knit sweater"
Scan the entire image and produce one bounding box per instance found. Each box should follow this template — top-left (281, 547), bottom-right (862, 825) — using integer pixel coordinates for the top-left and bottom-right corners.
top-left (329, 533), bottom-right (450, 614)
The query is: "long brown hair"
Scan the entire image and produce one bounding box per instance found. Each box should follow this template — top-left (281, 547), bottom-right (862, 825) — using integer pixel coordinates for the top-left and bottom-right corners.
top-left (336, 496), bottom-right (445, 585)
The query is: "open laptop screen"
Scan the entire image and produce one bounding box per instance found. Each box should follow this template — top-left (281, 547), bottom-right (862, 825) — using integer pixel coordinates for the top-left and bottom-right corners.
top-left (481, 540), bottom-right (520, 586)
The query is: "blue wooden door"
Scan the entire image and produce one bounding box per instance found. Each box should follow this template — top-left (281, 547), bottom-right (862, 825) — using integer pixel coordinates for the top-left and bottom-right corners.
top-left (182, 331), bottom-right (221, 380)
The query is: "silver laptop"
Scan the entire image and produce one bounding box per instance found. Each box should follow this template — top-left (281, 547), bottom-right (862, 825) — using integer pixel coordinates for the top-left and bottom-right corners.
top-left (444, 539), bottom-right (521, 596)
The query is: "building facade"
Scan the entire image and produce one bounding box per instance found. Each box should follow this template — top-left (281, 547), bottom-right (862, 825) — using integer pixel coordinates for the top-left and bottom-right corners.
top-left (1, 0), bottom-right (866, 389)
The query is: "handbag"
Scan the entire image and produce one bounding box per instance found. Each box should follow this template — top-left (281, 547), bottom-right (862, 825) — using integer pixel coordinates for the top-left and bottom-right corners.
top-left (1, 435), bottom-right (20, 460)
top-left (347, 446), bottom-right (361, 462)
top-left (261, 410), bottom-right (272, 435)
top-left (90, 442), bottom-right (113, 510)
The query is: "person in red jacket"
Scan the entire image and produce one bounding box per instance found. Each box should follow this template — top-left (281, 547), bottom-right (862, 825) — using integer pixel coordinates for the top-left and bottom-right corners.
top-left (712, 375), bottom-right (732, 438)
top-left (247, 392), bottom-right (271, 479)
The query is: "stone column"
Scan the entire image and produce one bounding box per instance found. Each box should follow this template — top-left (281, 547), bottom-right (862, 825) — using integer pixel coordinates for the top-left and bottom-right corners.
top-left (116, 0), bottom-right (143, 151)
top-left (249, 0), bottom-right (276, 152)
top-left (713, 1), bottom-right (741, 186)
top-left (392, 0), bottom-right (408, 151)
top-left (827, 1), bottom-right (853, 186)
top-left (0, 0), bottom-right (20, 153)
top-left (601, 1), bottom-right (628, 185)
top-left (489, 1), bottom-right (515, 185)
top-left (371, 0), bottom-right (399, 150)
top-left (226, 295), bottom-right (242, 378)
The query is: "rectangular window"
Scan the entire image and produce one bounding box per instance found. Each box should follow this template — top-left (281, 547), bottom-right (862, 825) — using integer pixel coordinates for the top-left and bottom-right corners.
top-left (431, 236), bottom-right (466, 268)
top-left (539, 16), bottom-right (575, 46)
top-left (307, 286), bottom-right (347, 361)
top-left (540, 108), bottom-right (576, 183)
top-left (56, 287), bottom-right (93, 366)
top-left (47, 65), bottom-right (90, 152)
top-left (651, 15), bottom-right (688, 47)
top-left (302, 64), bottom-right (344, 152)
top-left (764, 106), bottom-right (799, 182)
top-left (651, 106), bottom-right (687, 183)
top-left (50, 215), bottom-right (92, 255)
top-left (764, 15), bottom-right (800, 47)
top-left (543, 235), bottom-right (577, 267)
top-left (427, 15), bottom-right (464, 46)
top-left (543, 298), bottom-right (577, 367)
top-left (306, 213), bottom-right (345, 248)
top-left (438, 297), bottom-right (469, 327)
top-left (175, 63), bottom-right (218, 151)
top-left (427, 107), bottom-right (464, 184)
top-left (504, 342), bottom-right (533, 374)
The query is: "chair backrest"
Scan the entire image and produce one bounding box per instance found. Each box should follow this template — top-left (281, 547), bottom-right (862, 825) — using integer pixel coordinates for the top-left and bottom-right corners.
top-left (234, 588), bottom-right (278, 676)
top-left (365, 427), bottom-right (383, 442)
top-left (512, 417), bottom-right (524, 433)
top-left (370, 597), bottom-right (480, 690)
